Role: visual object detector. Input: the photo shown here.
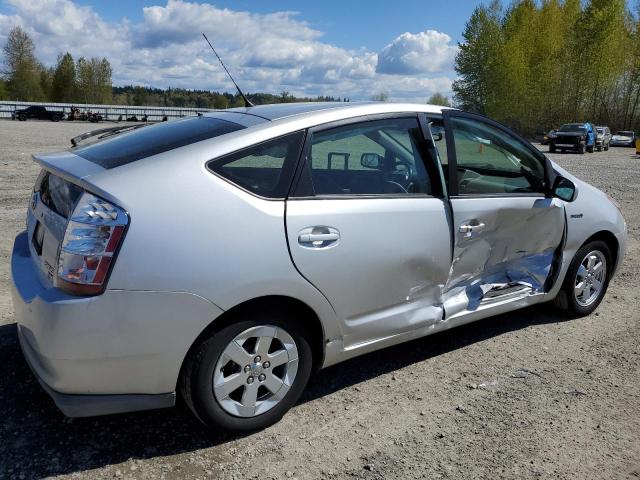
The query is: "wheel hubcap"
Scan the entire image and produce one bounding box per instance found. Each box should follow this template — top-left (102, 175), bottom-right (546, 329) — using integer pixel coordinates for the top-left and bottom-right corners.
top-left (574, 250), bottom-right (606, 307)
top-left (213, 325), bottom-right (299, 418)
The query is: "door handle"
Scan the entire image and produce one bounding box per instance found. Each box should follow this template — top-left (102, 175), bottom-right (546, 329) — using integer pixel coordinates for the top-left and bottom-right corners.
top-left (298, 227), bottom-right (340, 248)
top-left (459, 222), bottom-right (485, 234)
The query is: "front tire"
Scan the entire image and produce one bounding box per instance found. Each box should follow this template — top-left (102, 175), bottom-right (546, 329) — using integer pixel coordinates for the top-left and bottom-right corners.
top-left (558, 240), bottom-right (612, 316)
top-left (180, 316), bottom-right (313, 432)
top-left (578, 143), bottom-right (585, 154)
top-left (549, 145), bottom-right (556, 153)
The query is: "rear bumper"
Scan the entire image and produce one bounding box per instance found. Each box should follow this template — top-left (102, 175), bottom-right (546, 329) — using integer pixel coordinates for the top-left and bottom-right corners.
top-left (18, 325), bottom-right (175, 417)
top-left (11, 231), bottom-right (224, 416)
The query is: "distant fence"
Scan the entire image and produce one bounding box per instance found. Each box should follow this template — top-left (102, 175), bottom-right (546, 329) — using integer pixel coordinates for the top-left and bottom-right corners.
top-left (0, 101), bottom-right (213, 121)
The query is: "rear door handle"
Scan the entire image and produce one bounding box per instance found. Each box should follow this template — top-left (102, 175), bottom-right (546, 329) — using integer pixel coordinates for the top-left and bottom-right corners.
top-left (298, 227), bottom-right (340, 248)
top-left (459, 222), bottom-right (485, 234)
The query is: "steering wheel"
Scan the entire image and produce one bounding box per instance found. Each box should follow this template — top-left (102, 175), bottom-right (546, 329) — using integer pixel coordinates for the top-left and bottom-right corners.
top-left (385, 160), bottom-right (416, 192)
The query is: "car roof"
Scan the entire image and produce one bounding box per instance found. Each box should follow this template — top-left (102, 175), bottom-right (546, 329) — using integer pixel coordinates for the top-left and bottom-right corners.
top-left (204, 101), bottom-right (449, 126)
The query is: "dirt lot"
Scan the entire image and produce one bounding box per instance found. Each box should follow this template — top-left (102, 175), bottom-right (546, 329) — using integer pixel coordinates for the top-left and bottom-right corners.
top-left (0, 120), bottom-right (639, 480)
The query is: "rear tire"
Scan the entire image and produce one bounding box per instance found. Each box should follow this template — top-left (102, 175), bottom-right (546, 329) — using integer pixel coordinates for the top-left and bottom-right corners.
top-left (557, 240), bottom-right (612, 317)
top-left (587, 145), bottom-right (594, 153)
top-left (578, 143), bottom-right (585, 154)
top-left (549, 145), bottom-right (556, 153)
top-left (180, 314), bottom-right (313, 432)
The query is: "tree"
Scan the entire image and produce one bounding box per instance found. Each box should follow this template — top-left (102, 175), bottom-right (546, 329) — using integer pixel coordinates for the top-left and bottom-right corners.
top-left (2, 26), bottom-right (44, 100)
top-left (51, 53), bottom-right (77, 102)
top-left (371, 92), bottom-right (389, 101)
top-left (452, 0), bottom-right (640, 135)
top-left (427, 92), bottom-right (451, 106)
top-left (76, 56), bottom-right (112, 104)
top-left (452, 1), bottom-right (503, 114)
top-left (0, 78), bottom-right (7, 99)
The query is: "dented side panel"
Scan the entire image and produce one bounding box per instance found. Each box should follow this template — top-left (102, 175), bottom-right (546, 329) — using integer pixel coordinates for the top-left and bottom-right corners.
top-left (444, 196), bottom-right (565, 316)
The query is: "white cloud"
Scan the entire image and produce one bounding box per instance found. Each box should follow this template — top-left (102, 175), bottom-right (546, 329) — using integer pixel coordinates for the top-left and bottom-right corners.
top-left (377, 30), bottom-right (457, 75)
top-left (0, 0), bottom-right (457, 101)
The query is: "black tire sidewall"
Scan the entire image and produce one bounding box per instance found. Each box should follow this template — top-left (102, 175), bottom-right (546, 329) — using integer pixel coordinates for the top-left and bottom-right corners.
top-left (188, 317), bottom-right (313, 432)
top-left (562, 240), bottom-right (612, 316)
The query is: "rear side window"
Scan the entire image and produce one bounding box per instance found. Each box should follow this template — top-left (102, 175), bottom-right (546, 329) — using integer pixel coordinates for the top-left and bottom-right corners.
top-left (207, 131), bottom-right (305, 198)
top-left (73, 117), bottom-right (245, 169)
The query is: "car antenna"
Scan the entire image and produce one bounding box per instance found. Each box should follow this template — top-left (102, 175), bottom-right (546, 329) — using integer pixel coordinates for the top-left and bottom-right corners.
top-left (202, 33), bottom-right (254, 108)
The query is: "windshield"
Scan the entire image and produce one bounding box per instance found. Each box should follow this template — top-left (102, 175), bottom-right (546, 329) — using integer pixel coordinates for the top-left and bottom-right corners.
top-left (559, 124), bottom-right (585, 132)
top-left (596, 128), bottom-right (604, 134)
top-left (616, 131), bottom-right (634, 136)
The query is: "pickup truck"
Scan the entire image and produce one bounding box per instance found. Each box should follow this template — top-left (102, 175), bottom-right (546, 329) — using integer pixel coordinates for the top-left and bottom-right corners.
top-left (549, 122), bottom-right (596, 154)
top-left (12, 106), bottom-right (63, 122)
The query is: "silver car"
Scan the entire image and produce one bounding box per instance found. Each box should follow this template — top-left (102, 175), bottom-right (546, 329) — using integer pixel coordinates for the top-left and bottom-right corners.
top-left (11, 102), bottom-right (626, 432)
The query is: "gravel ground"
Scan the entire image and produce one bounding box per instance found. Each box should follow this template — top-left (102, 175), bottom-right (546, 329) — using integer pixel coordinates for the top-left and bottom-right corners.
top-left (0, 120), bottom-right (639, 480)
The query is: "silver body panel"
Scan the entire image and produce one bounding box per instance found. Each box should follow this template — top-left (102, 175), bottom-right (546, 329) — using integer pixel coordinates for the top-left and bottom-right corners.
top-left (10, 102), bottom-right (627, 416)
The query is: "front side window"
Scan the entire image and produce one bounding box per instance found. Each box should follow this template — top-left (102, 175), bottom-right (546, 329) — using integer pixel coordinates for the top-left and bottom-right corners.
top-left (306, 117), bottom-right (433, 196)
top-left (208, 131), bottom-right (304, 198)
top-left (450, 117), bottom-right (545, 195)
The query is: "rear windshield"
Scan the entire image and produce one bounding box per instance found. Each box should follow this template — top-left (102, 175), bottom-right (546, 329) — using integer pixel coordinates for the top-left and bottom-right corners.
top-left (72, 117), bottom-right (245, 169)
top-left (559, 124), bottom-right (585, 132)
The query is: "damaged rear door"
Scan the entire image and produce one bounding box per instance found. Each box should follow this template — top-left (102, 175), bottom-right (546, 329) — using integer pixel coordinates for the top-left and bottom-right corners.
top-left (438, 111), bottom-right (565, 316)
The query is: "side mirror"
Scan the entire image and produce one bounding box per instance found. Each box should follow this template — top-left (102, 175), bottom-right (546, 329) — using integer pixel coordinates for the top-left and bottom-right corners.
top-left (360, 153), bottom-right (383, 169)
top-left (553, 175), bottom-right (577, 202)
top-left (431, 132), bottom-right (443, 142)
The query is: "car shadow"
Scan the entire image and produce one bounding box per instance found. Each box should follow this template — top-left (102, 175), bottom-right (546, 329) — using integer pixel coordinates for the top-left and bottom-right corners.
top-left (0, 304), bottom-right (568, 478)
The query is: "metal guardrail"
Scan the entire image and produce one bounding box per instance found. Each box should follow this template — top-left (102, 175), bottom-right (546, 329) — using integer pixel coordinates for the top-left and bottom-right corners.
top-left (0, 101), bottom-right (213, 121)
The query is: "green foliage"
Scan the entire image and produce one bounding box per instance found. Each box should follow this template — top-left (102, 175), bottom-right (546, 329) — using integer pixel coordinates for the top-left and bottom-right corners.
top-left (427, 92), bottom-right (451, 106)
top-left (2, 26), bottom-right (44, 100)
top-left (76, 57), bottom-right (112, 104)
top-left (110, 85), bottom-right (342, 108)
top-left (51, 53), bottom-right (77, 102)
top-left (453, 0), bottom-right (640, 134)
top-left (0, 78), bottom-right (7, 100)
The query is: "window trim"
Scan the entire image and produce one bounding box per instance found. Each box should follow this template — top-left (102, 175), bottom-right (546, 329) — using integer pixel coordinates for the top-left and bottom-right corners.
top-left (205, 130), bottom-right (306, 200)
top-left (442, 110), bottom-right (556, 198)
top-left (289, 113), bottom-right (445, 200)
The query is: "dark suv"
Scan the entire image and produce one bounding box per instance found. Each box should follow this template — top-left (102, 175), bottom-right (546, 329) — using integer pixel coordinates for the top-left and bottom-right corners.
top-left (12, 106), bottom-right (63, 122)
top-left (549, 122), bottom-right (596, 154)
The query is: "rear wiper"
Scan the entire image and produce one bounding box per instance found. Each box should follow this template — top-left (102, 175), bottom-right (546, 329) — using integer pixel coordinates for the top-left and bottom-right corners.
top-left (70, 124), bottom-right (149, 147)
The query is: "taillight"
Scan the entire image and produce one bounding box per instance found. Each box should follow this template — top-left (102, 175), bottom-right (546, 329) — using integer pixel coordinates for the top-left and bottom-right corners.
top-left (57, 192), bottom-right (128, 295)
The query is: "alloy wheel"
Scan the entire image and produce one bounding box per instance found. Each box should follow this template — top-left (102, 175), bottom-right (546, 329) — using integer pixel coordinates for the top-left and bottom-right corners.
top-left (574, 250), bottom-right (607, 307)
top-left (213, 325), bottom-right (299, 417)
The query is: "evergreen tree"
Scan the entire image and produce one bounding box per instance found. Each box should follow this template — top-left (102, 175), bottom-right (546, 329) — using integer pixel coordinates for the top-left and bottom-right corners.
top-left (51, 53), bottom-right (77, 102)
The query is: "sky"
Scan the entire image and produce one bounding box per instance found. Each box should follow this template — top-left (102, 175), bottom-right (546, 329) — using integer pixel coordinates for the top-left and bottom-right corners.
top-left (0, 0), bottom-right (481, 101)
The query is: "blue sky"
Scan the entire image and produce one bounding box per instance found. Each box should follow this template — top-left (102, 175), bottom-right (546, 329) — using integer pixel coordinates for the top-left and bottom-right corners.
top-left (71, 0), bottom-right (478, 49)
top-left (0, 0), bottom-right (482, 101)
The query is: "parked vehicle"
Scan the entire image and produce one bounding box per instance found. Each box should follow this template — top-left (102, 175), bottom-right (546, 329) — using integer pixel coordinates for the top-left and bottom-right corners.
top-left (541, 129), bottom-right (557, 145)
top-left (11, 103), bottom-right (626, 432)
top-left (67, 107), bottom-right (103, 122)
top-left (549, 122), bottom-right (597, 154)
top-left (12, 105), bottom-right (63, 122)
top-left (595, 126), bottom-right (611, 151)
top-left (610, 130), bottom-right (636, 147)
